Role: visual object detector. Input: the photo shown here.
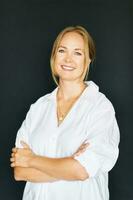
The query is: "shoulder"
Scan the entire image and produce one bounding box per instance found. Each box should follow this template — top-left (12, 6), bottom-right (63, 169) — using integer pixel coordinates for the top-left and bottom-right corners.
top-left (29, 87), bottom-right (57, 113)
top-left (85, 81), bottom-right (115, 114)
top-left (33, 93), bottom-right (52, 105)
top-left (96, 92), bottom-right (115, 114)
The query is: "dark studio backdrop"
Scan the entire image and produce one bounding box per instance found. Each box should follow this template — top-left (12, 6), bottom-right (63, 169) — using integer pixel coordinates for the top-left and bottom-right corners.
top-left (0, 0), bottom-right (132, 199)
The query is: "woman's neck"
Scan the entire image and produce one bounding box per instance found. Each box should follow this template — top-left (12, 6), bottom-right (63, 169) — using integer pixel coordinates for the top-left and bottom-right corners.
top-left (57, 80), bottom-right (87, 101)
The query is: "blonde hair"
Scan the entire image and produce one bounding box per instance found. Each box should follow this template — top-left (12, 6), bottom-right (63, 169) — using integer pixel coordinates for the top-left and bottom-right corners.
top-left (50, 25), bottom-right (96, 85)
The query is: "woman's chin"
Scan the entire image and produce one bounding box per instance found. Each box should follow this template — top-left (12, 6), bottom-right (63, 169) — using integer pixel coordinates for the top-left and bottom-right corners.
top-left (59, 76), bottom-right (82, 83)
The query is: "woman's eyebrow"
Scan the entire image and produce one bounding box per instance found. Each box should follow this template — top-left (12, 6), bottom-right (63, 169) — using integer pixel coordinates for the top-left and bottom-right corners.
top-left (58, 46), bottom-right (84, 51)
top-left (58, 45), bottom-right (67, 49)
top-left (75, 48), bottom-right (84, 52)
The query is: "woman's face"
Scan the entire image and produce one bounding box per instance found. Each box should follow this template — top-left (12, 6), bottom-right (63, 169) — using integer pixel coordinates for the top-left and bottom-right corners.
top-left (54, 31), bottom-right (89, 83)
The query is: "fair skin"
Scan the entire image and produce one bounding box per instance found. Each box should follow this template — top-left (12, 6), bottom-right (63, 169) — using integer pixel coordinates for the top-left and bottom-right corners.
top-left (10, 31), bottom-right (91, 182)
top-left (11, 142), bottom-right (89, 182)
top-left (55, 31), bottom-right (91, 100)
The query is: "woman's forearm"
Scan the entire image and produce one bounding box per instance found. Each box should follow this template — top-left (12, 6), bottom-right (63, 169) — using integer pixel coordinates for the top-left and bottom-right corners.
top-left (29, 156), bottom-right (89, 181)
top-left (14, 167), bottom-right (58, 183)
top-left (11, 142), bottom-right (89, 181)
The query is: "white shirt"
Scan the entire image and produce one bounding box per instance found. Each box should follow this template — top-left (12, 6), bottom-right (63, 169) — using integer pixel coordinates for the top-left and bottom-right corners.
top-left (15, 81), bottom-right (120, 200)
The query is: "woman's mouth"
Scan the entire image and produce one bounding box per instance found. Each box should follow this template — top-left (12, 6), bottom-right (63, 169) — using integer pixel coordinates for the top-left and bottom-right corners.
top-left (61, 65), bottom-right (75, 71)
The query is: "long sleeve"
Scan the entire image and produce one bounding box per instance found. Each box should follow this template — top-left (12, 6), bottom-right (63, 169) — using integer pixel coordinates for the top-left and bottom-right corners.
top-left (74, 99), bottom-right (120, 178)
top-left (15, 105), bottom-right (33, 148)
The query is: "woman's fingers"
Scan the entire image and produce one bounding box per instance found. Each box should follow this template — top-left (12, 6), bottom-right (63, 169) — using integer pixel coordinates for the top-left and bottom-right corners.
top-left (12, 147), bottom-right (17, 153)
top-left (78, 143), bottom-right (89, 151)
top-left (74, 143), bottom-right (89, 156)
top-left (11, 152), bottom-right (14, 157)
top-left (10, 148), bottom-right (18, 167)
top-left (10, 162), bottom-right (15, 168)
top-left (10, 153), bottom-right (16, 167)
top-left (10, 157), bottom-right (15, 162)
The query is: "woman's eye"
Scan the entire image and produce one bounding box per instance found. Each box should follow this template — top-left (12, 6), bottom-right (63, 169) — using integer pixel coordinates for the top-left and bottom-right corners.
top-left (75, 52), bottom-right (82, 56)
top-left (58, 49), bottom-right (65, 53)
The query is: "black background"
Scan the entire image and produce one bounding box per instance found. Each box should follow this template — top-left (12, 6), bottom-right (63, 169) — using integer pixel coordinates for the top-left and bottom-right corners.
top-left (0, 0), bottom-right (132, 199)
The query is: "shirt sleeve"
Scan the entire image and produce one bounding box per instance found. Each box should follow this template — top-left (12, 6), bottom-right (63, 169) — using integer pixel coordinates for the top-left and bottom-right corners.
top-left (15, 105), bottom-right (33, 148)
top-left (74, 100), bottom-right (120, 178)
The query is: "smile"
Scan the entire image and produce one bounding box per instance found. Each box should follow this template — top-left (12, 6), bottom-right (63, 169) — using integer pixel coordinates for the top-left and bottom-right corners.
top-left (61, 65), bottom-right (75, 71)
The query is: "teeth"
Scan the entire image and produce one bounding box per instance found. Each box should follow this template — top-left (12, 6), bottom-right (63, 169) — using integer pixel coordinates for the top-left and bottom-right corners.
top-left (61, 65), bottom-right (75, 71)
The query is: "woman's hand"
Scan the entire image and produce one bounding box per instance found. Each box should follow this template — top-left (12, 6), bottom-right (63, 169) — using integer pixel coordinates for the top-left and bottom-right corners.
top-left (73, 142), bottom-right (89, 157)
top-left (10, 141), bottom-right (35, 168)
top-left (10, 140), bottom-right (89, 169)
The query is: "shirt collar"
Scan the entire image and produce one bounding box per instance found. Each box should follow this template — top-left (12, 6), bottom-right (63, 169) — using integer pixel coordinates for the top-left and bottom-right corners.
top-left (47, 80), bottom-right (99, 102)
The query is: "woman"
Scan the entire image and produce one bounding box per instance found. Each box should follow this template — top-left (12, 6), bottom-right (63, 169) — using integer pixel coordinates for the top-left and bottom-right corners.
top-left (10, 25), bottom-right (120, 200)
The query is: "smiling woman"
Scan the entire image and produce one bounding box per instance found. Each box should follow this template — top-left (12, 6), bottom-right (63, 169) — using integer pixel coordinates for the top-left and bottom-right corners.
top-left (10, 25), bottom-right (120, 200)
top-left (50, 26), bottom-right (95, 85)
top-left (54, 32), bottom-right (87, 83)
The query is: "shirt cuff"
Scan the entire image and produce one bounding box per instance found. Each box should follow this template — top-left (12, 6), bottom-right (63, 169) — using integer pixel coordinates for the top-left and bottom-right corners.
top-left (74, 150), bottom-right (103, 178)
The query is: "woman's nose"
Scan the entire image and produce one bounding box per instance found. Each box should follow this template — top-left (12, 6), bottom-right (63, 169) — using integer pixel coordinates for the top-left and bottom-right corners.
top-left (64, 53), bottom-right (72, 62)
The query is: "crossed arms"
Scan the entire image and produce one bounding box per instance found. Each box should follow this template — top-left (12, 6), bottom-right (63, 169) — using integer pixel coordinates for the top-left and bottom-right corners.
top-left (10, 141), bottom-right (89, 183)
top-left (10, 104), bottom-right (120, 183)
